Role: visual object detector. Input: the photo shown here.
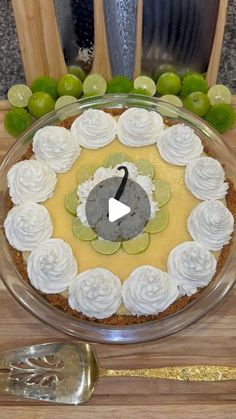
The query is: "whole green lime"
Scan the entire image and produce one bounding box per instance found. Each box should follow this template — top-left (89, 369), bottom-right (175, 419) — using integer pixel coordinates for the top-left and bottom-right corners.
top-left (28, 92), bottom-right (55, 119)
top-left (156, 72), bottom-right (181, 96)
top-left (67, 66), bottom-right (86, 81)
top-left (153, 64), bottom-right (177, 82)
top-left (57, 74), bottom-right (83, 98)
top-left (184, 91), bottom-right (210, 117)
top-left (31, 76), bottom-right (58, 100)
top-left (181, 73), bottom-right (208, 97)
top-left (107, 75), bottom-right (132, 93)
top-left (4, 108), bottom-right (32, 137)
top-left (205, 104), bottom-right (236, 133)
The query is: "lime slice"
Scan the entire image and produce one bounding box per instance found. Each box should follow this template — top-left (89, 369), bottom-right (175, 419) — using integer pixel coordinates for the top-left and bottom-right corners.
top-left (72, 218), bottom-right (97, 241)
top-left (65, 188), bottom-right (79, 216)
top-left (134, 76), bottom-right (156, 96)
top-left (144, 208), bottom-right (168, 233)
top-left (134, 159), bottom-right (155, 178)
top-left (83, 74), bottom-right (107, 96)
top-left (104, 152), bottom-right (132, 168)
top-left (55, 95), bottom-right (77, 110)
top-left (153, 179), bottom-right (171, 207)
top-left (122, 233), bottom-right (149, 255)
top-left (91, 239), bottom-right (121, 255)
top-left (77, 163), bottom-right (99, 184)
top-left (7, 84), bottom-right (32, 108)
top-left (207, 84), bottom-right (232, 105)
top-left (159, 95), bottom-right (183, 107)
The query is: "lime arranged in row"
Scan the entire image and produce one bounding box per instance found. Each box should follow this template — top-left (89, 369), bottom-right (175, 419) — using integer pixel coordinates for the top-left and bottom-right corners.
top-left (5, 68), bottom-right (235, 137)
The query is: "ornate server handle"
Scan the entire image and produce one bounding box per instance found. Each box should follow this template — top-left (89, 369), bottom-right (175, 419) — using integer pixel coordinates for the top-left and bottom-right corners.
top-left (100, 365), bottom-right (236, 381)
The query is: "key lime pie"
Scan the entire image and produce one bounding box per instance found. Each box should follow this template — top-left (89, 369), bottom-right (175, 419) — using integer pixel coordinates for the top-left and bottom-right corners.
top-left (4, 107), bottom-right (236, 324)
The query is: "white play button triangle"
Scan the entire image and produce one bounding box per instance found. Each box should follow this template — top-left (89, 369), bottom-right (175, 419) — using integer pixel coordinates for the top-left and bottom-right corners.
top-left (108, 198), bottom-right (131, 222)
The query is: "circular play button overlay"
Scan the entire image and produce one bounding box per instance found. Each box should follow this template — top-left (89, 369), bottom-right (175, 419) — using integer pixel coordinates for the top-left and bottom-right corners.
top-left (85, 169), bottom-right (151, 242)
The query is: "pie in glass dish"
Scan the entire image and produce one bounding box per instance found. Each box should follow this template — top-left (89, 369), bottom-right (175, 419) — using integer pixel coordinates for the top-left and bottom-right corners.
top-left (3, 101), bottom-right (236, 328)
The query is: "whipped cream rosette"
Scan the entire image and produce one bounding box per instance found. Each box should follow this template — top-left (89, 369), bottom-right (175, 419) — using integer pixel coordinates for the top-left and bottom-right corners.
top-left (157, 123), bottom-right (203, 165)
top-left (117, 107), bottom-right (164, 147)
top-left (4, 202), bottom-right (53, 251)
top-left (185, 157), bottom-right (228, 200)
top-left (167, 241), bottom-right (217, 297)
top-left (27, 239), bottom-right (78, 294)
top-left (187, 200), bottom-right (234, 251)
top-left (71, 109), bottom-right (117, 149)
top-left (68, 268), bottom-right (122, 318)
top-left (7, 160), bottom-right (57, 205)
top-left (33, 126), bottom-right (80, 173)
top-left (122, 265), bottom-right (179, 315)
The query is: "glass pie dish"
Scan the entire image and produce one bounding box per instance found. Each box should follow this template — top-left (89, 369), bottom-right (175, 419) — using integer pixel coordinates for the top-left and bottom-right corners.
top-left (0, 94), bottom-right (236, 344)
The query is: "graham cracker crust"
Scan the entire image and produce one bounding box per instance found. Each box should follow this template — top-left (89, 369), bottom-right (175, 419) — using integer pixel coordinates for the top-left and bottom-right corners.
top-left (4, 110), bottom-right (236, 326)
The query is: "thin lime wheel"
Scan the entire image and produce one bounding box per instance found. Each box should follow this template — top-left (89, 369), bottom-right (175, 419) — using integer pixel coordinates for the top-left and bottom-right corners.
top-left (65, 188), bottom-right (79, 216)
top-left (144, 208), bottom-right (168, 233)
top-left (134, 76), bottom-right (156, 96)
top-left (55, 95), bottom-right (77, 110)
top-left (7, 84), bottom-right (32, 108)
top-left (207, 84), bottom-right (232, 105)
top-left (134, 159), bottom-right (155, 178)
top-left (159, 95), bottom-right (183, 107)
top-left (72, 218), bottom-right (97, 241)
top-left (83, 74), bottom-right (107, 96)
top-left (153, 179), bottom-right (171, 207)
top-left (122, 233), bottom-right (149, 255)
top-left (91, 239), bottom-right (121, 255)
top-left (77, 163), bottom-right (99, 183)
top-left (104, 152), bottom-right (132, 168)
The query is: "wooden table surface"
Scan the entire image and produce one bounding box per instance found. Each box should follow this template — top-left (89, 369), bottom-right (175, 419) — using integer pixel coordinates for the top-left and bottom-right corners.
top-left (0, 99), bottom-right (236, 419)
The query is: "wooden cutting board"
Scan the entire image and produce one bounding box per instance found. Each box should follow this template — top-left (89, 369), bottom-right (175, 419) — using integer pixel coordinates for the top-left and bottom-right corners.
top-left (0, 99), bottom-right (236, 418)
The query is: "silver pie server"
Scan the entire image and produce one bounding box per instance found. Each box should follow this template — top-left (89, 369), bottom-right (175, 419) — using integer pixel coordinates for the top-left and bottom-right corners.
top-left (0, 342), bottom-right (236, 405)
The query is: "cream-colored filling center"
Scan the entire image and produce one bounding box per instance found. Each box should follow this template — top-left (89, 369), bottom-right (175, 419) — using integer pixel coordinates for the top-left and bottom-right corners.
top-left (42, 138), bottom-right (205, 282)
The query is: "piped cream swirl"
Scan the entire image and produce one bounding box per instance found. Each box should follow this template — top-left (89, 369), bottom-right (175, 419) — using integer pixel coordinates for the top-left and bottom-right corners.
top-left (27, 239), bottom-right (78, 293)
top-left (167, 241), bottom-right (217, 296)
top-left (7, 160), bottom-right (57, 204)
top-left (71, 109), bottom-right (116, 149)
top-left (187, 200), bottom-right (234, 251)
top-left (117, 107), bottom-right (164, 147)
top-left (68, 268), bottom-right (122, 318)
top-left (185, 157), bottom-right (228, 200)
top-left (122, 265), bottom-right (179, 316)
top-left (33, 126), bottom-right (80, 173)
top-left (157, 123), bottom-right (203, 165)
top-left (4, 202), bottom-right (53, 251)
